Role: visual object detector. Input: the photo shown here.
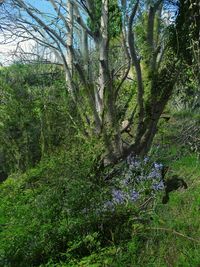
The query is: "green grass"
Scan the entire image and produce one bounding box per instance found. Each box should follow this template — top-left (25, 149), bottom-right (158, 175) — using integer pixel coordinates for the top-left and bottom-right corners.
top-left (147, 153), bottom-right (200, 267)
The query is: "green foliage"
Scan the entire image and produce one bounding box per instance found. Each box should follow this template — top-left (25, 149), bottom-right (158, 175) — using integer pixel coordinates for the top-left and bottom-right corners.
top-left (1, 135), bottom-right (148, 266)
top-left (0, 0), bottom-right (199, 265)
top-left (172, 66), bottom-right (200, 111)
top-left (174, 0), bottom-right (199, 66)
top-left (0, 138), bottom-right (104, 266)
top-left (169, 0), bottom-right (200, 111)
top-left (66, 240), bottom-right (138, 267)
top-left (0, 63), bottom-right (76, 176)
top-left (87, 0), bottom-right (122, 38)
top-left (0, 33), bottom-right (199, 267)
top-left (1, 87), bottom-right (200, 267)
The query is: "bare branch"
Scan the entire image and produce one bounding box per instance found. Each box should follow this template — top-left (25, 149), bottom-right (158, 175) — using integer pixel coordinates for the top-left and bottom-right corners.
top-left (73, 4), bottom-right (94, 38)
top-left (48, 0), bottom-right (70, 32)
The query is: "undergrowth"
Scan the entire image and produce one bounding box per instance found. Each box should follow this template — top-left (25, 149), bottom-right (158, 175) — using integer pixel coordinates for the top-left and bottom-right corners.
top-left (1, 115), bottom-right (200, 267)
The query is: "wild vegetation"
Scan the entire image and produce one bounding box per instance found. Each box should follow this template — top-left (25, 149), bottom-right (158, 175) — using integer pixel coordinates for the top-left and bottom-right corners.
top-left (0, 0), bottom-right (199, 266)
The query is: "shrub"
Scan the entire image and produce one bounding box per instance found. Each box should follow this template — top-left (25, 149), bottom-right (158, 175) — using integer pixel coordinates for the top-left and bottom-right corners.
top-left (0, 138), bottom-right (103, 266)
top-left (0, 143), bottom-right (167, 267)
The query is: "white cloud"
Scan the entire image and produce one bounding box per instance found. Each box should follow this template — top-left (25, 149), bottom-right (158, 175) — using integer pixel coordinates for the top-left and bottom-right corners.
top-left (0, 42), bottom-right (16, 65)
top-left (0, 34), bottom-right (37, 65)
top-left (0, 34), bottom-right (58, 65)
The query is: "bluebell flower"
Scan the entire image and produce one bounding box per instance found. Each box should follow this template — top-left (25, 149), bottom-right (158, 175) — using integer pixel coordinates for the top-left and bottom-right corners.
top-left (148, 169), bottom-right (161, 179)
top-left (127, 154), bottom-right (135, 165)
top-left (129, 190), bottom-right (139, 201)
top-left (152, 180), bottom-right (165, 191)
top-left (112, 189), bottom-right (125, 204)
top-left (127, 154), bottom-right (141, 169)
top-left (122, 177), bottom-right (131, 185)
top-left (136, 175), bottom-right (145, 182)
top-left (143, 156), bottom-right (149, 164)
top-left (154, 162), bottom-right (163, 170)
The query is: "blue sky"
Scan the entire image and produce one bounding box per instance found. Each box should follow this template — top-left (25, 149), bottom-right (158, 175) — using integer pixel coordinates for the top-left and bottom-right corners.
top-left (0, 0), bottom-right (177, 65)
top-left (0, 1), bottom-right (55, 65)
top-left (27, 0), bottom-right (52, 11)
top-left (25, 0), bottom-right (56, 18)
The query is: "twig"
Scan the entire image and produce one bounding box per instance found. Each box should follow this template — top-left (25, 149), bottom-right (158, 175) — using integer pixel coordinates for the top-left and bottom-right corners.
top-left (139, 196), bottom-right (154, 209)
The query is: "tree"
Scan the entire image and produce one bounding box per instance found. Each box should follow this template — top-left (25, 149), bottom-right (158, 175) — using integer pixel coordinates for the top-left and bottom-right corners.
top-left (0, 0), bottom-right (185, 163)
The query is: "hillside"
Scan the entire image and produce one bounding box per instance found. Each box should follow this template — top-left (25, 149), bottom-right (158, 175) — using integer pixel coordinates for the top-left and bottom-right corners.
top-left (1, 110), bottom-right (200, 267)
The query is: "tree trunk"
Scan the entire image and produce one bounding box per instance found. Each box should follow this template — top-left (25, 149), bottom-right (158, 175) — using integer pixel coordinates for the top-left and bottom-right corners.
top-left (66, 0), bottom-right (74, 80)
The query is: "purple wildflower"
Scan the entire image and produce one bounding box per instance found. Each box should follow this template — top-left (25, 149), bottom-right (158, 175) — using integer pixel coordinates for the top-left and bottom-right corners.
top-left (122, 177), bottom-right (131, 185)
top-left (127, 154), bottom-right (141, 169)
top-left (152, 180), bottom-right (165, 191)
top-left (129, 190), bottom-right (139, 202)
top-left (148, 169), bottom-right (161, 179)
top-left (143, 156), bottom-right (149, 164)
top-left (154, 162), bottom-right (163, 170)
top-left (112, 189), bottom-right (125, 204)
top-left (136, 175), bottom-right (145, 182)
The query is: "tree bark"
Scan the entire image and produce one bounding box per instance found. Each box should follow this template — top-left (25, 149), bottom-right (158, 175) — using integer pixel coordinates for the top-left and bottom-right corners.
top-left (66, 0), bottom-right (74, 79)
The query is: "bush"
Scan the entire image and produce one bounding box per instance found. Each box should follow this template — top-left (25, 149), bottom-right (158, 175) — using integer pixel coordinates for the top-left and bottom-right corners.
top-left (0, 63), bottom-right (73, 176)
top-left (0, 138), bottom-right (103, 266)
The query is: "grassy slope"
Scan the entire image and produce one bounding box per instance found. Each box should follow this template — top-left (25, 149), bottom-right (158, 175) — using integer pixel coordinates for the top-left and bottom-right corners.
top-left (1, 114), bottom-right (200, 267)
